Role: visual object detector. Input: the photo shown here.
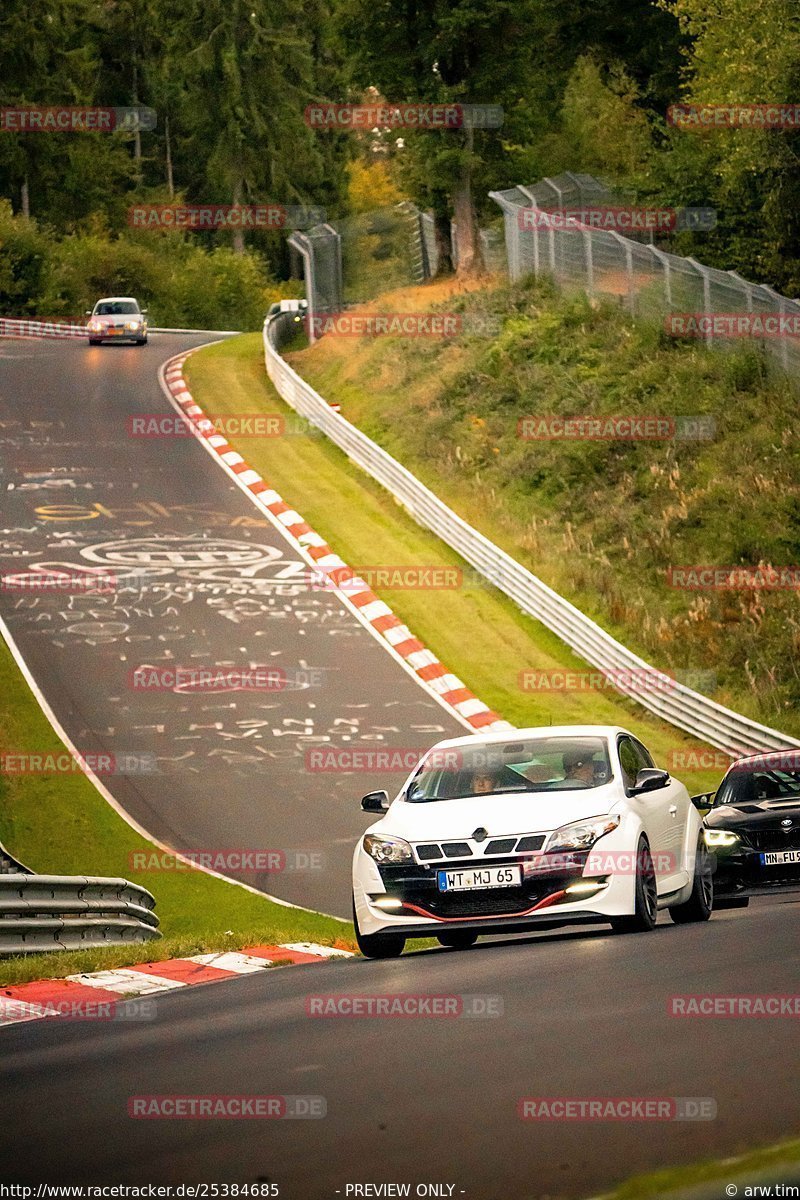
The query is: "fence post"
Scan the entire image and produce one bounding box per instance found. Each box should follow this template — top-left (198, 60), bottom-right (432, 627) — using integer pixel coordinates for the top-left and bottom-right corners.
top-left (582, 230), bottom-right (594, 297)
top-left (287, 231), bottom-right (315, 342)
top-left (519, 186), bottom-right (540, 278)
top-left (686, 257), bottom-right (713, 347)
top-left (761, 284), bottom-right (791, 373)
top-left (646, 245), bottom-right (673, 310)
top-left (541, 177), bottom-right (564, 282)
top-left (323, 223), bottom-right (344, 316)
top-left (605, 232), bottom-right (636, 315)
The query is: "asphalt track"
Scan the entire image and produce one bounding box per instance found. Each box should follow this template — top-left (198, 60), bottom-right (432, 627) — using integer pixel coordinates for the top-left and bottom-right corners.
top-left (0, 333), bottom-right (465, 913)
top-left (1, 896), bottom-right (798, 1196)
top-left (1, 336), bottom-right (798, 1197)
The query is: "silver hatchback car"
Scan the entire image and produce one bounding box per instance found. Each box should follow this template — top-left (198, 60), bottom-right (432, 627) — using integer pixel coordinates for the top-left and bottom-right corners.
top-left (86, 297), bottom-right (148, 345)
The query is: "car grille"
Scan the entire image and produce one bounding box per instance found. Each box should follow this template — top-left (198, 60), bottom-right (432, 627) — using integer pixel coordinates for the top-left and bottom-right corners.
top-left (747, 828), bottom-right (800, 852)
top-left (413, 833), bottom-right (546, 864)
top-left (421, 888), bottom-right (536, 918)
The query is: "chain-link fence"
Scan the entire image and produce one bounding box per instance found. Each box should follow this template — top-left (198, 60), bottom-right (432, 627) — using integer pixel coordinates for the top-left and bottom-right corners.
top-left (490, 172), bottom-right (800, 379)
top-left (289, 170), bottom-right (800, 372)
top-left (291, 203), bottom-right (500, 341)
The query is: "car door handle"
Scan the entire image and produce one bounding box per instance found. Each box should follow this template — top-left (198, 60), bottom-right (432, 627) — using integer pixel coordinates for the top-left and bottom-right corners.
top-left (669, 805), bottom-right (678, 816)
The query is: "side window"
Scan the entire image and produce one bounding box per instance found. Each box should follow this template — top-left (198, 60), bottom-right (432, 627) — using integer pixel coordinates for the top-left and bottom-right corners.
top-left (618, 734), bottom-right (642, 792)
top-left (618, 737), bottom-right (648, 790)
top-left (631, 738), bottom-right (655, 770)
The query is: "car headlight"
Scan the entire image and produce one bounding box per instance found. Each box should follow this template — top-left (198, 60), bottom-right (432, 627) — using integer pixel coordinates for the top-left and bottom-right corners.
top-left (125, 320), bottom-right (141, 331)
top-left (703, 829), bottom-right (740, 848)
top-left (88, 320), bottom-right (102, 332)
top-left (363, 834), bottom-right (413, 865)
top-left (546, 814), bottom-right (620, 853)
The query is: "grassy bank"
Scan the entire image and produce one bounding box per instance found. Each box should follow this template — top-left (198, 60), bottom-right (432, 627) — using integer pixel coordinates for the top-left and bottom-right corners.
top-left (0, 637), bottom-right (351, 987)
top-left (287, 276), bottom-right (800, 739)
top-left (184, 335), bottom-right (720, 794)
top-left (600, 1137), bottom-right (800, 1199)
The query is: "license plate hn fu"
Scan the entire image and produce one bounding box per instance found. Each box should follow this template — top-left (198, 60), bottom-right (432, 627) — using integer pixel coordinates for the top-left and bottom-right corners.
top-left (437, 865), bottom-right (522, 892)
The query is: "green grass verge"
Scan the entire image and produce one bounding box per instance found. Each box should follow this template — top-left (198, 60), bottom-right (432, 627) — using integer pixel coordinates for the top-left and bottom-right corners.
top-left (0, 636), bottom-right (352, 988)
top-left (599, 1137), bottom-right (800, 1199)
top-left (288, 275), bottom-right (800, 739)
top-left (184, 334), bottom-right (721, 795)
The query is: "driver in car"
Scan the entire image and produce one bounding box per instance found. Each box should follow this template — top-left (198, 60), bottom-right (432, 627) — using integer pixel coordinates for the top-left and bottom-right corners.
top-left (561, 748), bottom-right (596, 787)
top-left (471, 768), bottom-right (499, 794)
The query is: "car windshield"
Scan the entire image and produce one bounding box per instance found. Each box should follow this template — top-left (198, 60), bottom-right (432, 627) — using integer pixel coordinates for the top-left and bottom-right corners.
top-left (406, 736), bottom-right (612, 802)
top-left (716, 764), bottom-right (800, 805)
top-left (95, 301), bottom-right (139, 315)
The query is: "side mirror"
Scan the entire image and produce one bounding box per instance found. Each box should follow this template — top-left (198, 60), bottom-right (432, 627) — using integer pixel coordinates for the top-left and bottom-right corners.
top-left (691, 792), bottom-right (715, 810)
top-left (84, 310), bottom-right (92, 317)
top-left (361, 790), bottom-right (389, 813)
top-left (141, 308), bottom-right (148, 315)
top-left (631, 767), bottom-right (670, 795)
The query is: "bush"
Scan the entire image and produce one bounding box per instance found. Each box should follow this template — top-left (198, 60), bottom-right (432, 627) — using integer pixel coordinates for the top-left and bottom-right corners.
top-left (0, 201), bottom-right (51, 313)
top-left (0, 205), bottom-right (291, 330)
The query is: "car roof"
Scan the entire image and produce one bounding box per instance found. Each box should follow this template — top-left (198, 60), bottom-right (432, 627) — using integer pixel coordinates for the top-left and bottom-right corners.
top-left (728, 748), bottom-right (800, 769)
top-left (95, 296), bottom-right (140, 304)
top-left (427, 725), bottom-right (631, 752)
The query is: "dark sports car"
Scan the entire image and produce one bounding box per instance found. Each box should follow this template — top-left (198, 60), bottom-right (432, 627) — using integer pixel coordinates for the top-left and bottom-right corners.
top-left (698, 750), bottom-right (800, 904)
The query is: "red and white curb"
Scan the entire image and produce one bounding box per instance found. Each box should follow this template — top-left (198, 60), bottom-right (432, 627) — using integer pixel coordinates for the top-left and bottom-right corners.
top-left (0, 942), bottom-right (353, 1027)
top-left (162, 353), bottom-right (511, 734)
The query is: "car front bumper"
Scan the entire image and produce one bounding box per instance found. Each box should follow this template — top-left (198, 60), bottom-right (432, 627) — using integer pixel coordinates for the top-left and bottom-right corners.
top-left (710, 842), bottom-right (800, 897)
top-left (353, 842), bottom-right (637, 937)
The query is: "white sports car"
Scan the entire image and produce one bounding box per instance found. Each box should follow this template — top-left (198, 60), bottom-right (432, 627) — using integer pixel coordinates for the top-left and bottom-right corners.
top-left (352, 725), bottom-right (712, 958)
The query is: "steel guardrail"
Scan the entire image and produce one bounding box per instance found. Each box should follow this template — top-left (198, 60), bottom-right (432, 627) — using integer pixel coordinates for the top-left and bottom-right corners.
top-left (263, 312), bottom-right (800, 759)
top-left (0, 871), bottom-right (160, 955)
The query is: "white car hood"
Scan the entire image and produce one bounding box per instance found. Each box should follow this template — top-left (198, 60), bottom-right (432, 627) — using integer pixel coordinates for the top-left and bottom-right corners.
top-left (374, 785), bottom-right (618, 840)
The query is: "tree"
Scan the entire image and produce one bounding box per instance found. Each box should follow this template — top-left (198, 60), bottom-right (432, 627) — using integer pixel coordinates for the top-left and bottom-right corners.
top-left (336, 0), bottom-right (683, 276)
top-left (0, 0), bottom-right (134, 229)
top-left (160, 0), bottom-right (347, 253)
top-left (657, 0), bottom-right (800, 290)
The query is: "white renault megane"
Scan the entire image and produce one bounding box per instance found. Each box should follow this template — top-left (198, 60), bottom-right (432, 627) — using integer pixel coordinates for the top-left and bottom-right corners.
top-left (351, 725), bottom-right (712, 957)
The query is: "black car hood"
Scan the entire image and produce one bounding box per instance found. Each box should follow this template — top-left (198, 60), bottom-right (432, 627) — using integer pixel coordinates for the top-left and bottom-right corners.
top-left (706, 800), bottom-right (800, 830)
